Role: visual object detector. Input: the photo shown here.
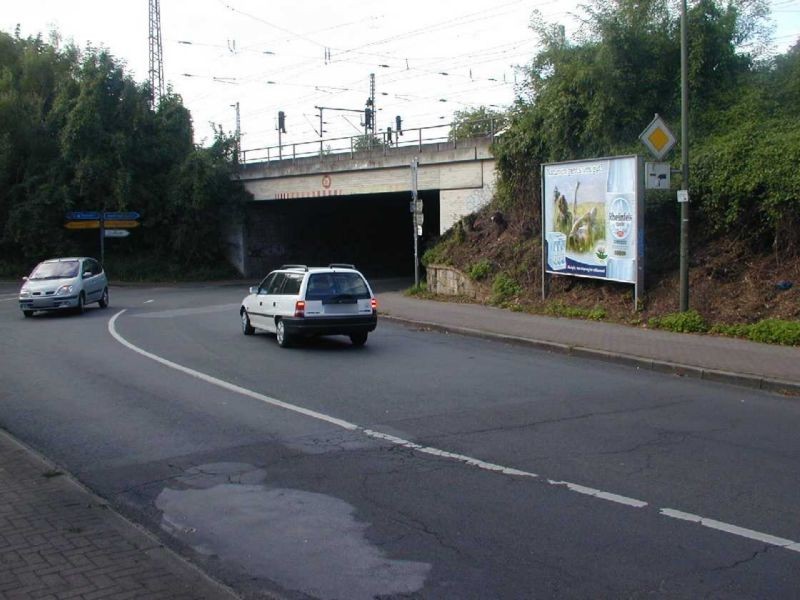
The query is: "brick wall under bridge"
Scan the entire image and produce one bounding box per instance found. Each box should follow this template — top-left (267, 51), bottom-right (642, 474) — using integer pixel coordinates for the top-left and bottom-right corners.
top-left (228, 140), bottom-right (496, 277)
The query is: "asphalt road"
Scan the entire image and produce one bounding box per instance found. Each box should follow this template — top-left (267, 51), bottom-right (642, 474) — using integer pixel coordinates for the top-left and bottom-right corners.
top-left (1, 282), bottom-right (799, 599)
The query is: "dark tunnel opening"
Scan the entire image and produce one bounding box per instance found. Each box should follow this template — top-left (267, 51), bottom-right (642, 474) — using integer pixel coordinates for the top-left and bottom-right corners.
top-left (245, 190), bottom-right (440, 279)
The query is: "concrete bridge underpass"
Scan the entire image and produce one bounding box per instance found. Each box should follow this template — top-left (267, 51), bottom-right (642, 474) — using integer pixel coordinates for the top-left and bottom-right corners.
top-left (227, 136), bottom-right (497, 279)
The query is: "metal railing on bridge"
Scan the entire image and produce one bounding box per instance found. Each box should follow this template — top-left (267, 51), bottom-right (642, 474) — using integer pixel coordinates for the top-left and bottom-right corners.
top-left (239, 119), bottom-right (500, 165)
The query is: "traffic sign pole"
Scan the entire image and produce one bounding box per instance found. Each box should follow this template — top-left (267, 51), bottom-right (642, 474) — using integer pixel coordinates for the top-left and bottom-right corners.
top-left (411, 158), bottom-right (420, 287)
top-left (100, 212), bottom-right (105, 266)
top-left (680, 0), bottom-right (690, 312)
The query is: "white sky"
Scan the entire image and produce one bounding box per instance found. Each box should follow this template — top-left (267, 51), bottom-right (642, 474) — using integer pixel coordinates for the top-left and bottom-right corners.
top-left (4, 0), bottom-right (800, 151)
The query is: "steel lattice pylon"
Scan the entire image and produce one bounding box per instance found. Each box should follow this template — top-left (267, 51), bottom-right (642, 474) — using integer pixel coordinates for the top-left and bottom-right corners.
top-left (148, 0), bottom-right (165, 108)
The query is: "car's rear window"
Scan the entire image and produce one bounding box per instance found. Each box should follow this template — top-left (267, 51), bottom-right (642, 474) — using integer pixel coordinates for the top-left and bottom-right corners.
top-left (305, 272), bottom-right (370, 300)
top-left (29, 261), bottom-right (80, 280)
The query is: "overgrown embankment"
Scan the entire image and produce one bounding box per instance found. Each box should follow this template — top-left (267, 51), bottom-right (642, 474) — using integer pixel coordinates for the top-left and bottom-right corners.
top-left (419, 0), bottom-right (800, 345)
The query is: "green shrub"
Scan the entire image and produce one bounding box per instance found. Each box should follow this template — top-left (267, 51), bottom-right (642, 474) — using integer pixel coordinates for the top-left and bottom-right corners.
top-left (545, 302), bottom-right (607, 321)
top-left (468, 259), bottom-right (492, 281)
top-left (747, 319), bottom-right (800, 346)
top-left (454, 220), bottom-right (466, 243)
top-left (709, 323), bottom-right (752, 338)
top-left (421, 247), bottom-right (443, 267)
top-left (491, 273), bottom-right (521, 304)
top-left (405, 282), bottom-right (429, 297)
top-left (648, 310), bottom-right (708, 333)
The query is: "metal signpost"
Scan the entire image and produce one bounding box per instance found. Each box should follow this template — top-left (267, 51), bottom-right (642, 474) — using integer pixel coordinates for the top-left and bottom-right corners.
top-left (410, 158), bottom-right (421, 287)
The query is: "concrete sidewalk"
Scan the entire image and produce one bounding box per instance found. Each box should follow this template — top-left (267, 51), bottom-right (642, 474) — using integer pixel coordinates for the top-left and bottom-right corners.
top-left (0, 429), bottom-right (238, 600)
top-left (378, 291), bottom-right (800, 395)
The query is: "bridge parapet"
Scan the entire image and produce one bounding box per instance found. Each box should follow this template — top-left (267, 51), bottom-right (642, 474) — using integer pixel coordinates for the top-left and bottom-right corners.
top-left (238, 137), bottom-right (494, 181)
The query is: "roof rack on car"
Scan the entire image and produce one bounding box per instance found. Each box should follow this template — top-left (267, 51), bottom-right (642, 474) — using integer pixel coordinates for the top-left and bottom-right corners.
top-left (328, 263), bottom-right (355, 269)
top-left (281, 264), bottom-right (308, 271)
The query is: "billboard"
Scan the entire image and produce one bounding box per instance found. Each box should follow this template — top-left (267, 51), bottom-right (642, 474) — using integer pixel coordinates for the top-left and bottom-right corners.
top-left (542, 156), bottom-right (644, 293)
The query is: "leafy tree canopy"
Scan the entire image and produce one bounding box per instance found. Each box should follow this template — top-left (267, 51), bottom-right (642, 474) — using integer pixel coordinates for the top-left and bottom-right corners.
top-left (0, 29), bottom-right (249, 271)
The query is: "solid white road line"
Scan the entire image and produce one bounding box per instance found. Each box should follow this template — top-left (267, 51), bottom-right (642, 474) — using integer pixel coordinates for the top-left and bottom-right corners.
top-left (108, 309), bottom-right (800, 555)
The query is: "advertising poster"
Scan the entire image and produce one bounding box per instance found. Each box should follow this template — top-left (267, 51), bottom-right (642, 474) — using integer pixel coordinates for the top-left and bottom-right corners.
top-left (542, 156), bottom-right (642, 284)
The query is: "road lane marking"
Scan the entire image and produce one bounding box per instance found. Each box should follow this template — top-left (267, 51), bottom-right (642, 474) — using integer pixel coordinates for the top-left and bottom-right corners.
top-left (108, 309), bottom-right (800, 555)
top-left (144, 299), bottom-right (154, 304)
top-left (109, 310), bottom-right (357, 431)
top-left (661, 509), bottom-right (800, 552)
top-left (548, 480), bottom-right (648, 508)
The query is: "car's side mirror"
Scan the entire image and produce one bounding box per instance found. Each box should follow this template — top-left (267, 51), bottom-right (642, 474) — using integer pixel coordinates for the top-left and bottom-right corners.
top-left (22, 276), bottom-right (28, 281)
top-left (249, 286), bottom-right (258, 295)
top-left (83, 271), bottom-right (92, 278)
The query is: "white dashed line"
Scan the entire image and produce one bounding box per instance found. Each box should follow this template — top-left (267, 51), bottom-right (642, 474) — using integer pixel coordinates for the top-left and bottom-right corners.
top-left (108, 309), bottom-right (800, 555)
top-left (547, 480), bottom-right (648, 508)
top-left (144, 299), bottom-right (154, 304)
top-left (661, 509), bottom-right (800, 552)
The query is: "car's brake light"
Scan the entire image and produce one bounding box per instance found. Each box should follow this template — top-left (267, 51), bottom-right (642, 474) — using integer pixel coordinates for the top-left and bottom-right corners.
top-left (294, 300), bottom-right (305, 317)
top-left (370, 298), bottom-right (378, 311)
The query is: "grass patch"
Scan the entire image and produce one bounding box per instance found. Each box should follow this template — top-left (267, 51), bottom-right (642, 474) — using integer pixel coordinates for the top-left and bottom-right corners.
top-left (712, 319), bottom-right (800, 346)
top-left (405, 282), bottom-right (431, 297)
top-left (491, 273), bottom-right (521, 305)
top-left (648, 310), bottom-right (709, 333)
top-left (545, 302), bottom-right (607, 321)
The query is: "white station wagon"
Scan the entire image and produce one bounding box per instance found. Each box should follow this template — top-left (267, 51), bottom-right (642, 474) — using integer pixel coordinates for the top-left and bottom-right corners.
top-left (240, 264), bottom-right (378, 347)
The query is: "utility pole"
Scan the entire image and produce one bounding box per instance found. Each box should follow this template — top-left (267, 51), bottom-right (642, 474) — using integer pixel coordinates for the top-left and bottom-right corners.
top-left (679, 0), bottom-right (690, 311)
top-left (231, 102), bottom-right (241, 161)
top-left (318, 106), bottom-right (324, 156)
top-left (315, 105), bottom-right (364, 154)
top-left (277, 110), bottom-right (286, 160)
top-left (369, 72), bottom-right (376, 136)
top-left (148, 0), bottom-right (165, 109)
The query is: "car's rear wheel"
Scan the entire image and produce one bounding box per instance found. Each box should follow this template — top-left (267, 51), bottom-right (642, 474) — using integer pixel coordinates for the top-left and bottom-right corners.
top-left (276, 319), bottom-right (292, 348)
top-left (350, 332), bottom-right (368, 347)
top-left (98, 287), bottom-right (109, 308)
top-left (22, 310), bottom-right (33, 318)
top-left (76, 292), bottom-right (85, 314)
top-left (241, 309), bottom-right (254, 335)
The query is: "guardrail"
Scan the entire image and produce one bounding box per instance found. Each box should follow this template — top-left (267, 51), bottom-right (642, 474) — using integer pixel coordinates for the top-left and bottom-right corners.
top-left (239, 119), bottom-right (499, 165)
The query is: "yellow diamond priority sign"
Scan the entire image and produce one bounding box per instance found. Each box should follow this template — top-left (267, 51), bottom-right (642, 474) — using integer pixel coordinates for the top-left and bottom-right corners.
top-left (639, 114), bottom-right (676, 160)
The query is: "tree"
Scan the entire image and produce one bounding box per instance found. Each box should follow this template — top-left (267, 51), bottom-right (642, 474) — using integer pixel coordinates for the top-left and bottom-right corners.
top-left (449, 106), bottom-right (506, 141)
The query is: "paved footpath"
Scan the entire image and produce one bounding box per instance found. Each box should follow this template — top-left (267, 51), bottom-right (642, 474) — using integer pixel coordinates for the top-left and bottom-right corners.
top-left (0, 429), bottom-right (238, 600)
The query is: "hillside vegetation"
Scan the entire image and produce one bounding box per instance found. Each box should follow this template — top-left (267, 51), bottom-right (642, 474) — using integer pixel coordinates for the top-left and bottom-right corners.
top-left (423, 0), bottom-right (800, 340)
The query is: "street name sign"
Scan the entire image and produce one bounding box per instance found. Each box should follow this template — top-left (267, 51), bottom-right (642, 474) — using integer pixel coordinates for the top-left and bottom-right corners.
top-left (104, 229), bottom-right (130, 238)
top-left (65, 220), bottom-right (140, 229)
top-left (103, 211), bottom-right (140, 220)
top-left (65, 220), bottom-right (100, 230)
top-left (66, 211), bottom-right (101, 221)
top-left (105, 220), bottom-right (140, 228)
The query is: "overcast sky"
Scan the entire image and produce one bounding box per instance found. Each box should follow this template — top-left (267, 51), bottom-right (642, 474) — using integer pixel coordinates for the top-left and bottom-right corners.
top-left (4, 0), bottom-right (799, 151)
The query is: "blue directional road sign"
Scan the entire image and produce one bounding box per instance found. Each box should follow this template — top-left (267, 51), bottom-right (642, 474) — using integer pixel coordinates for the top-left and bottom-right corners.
top-left (103, 211), bottom-right (140, 220)
top-left (66, 211), bottom-right (101, 221)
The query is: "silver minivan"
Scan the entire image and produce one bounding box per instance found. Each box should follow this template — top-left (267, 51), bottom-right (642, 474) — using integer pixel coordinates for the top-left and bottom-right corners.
top-left (19, 257), bottom-right (109, 317)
